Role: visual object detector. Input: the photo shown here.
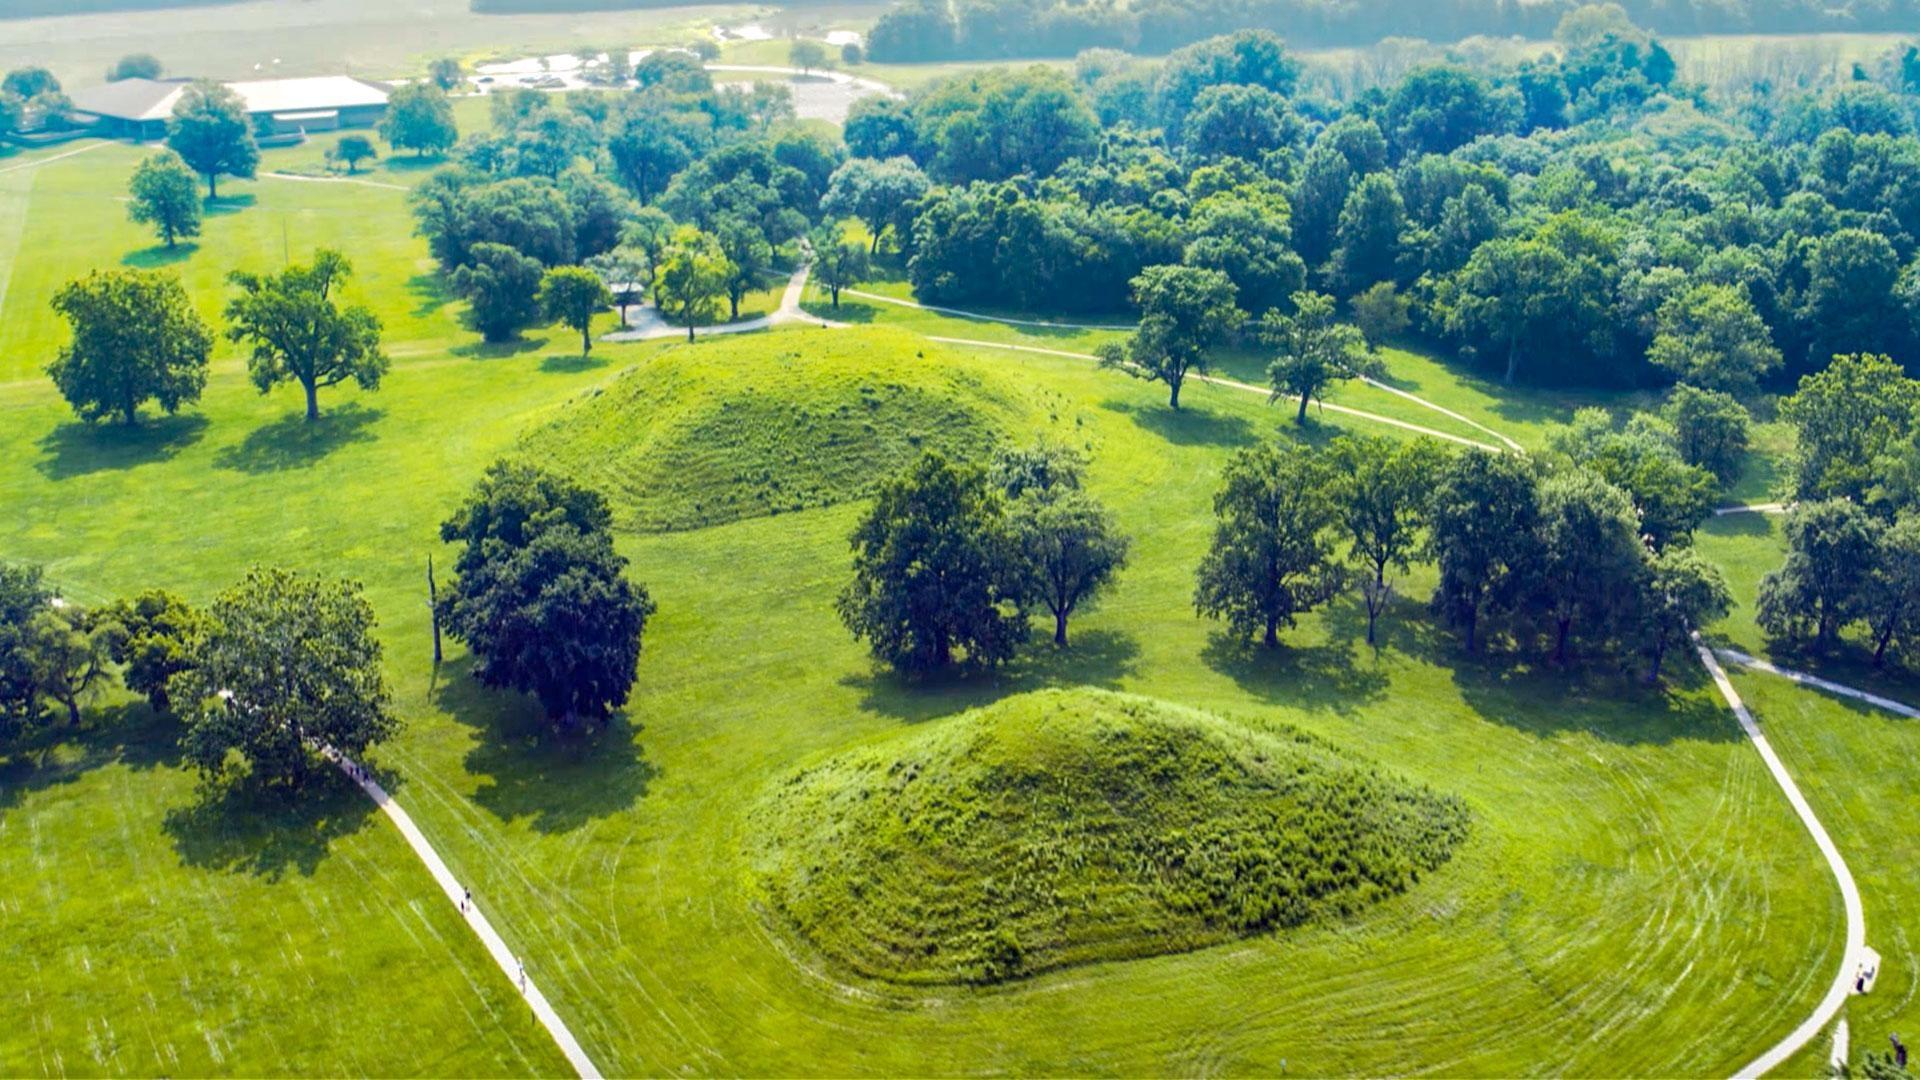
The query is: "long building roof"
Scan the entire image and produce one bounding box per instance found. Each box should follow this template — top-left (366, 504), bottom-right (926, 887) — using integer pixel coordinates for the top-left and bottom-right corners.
top-left (68, 75), bottom-right (389, 123)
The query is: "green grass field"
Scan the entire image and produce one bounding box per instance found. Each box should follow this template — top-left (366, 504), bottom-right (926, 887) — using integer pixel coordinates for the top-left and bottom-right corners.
top-left (0, 133), bottom-right (1887, 1076)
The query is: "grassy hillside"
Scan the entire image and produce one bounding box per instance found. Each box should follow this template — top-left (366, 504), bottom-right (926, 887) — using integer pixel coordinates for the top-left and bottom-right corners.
top-left (519, 329), bottom-right (1045, 532)
top-left (750, 688), bottom-right (1468, 986)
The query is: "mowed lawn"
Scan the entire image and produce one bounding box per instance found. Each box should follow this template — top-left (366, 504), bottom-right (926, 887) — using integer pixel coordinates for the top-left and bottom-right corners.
top-left (0, 137), bottom-right (1853, 1076)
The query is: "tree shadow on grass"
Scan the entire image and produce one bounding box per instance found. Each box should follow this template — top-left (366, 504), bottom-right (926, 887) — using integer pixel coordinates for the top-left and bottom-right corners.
top-left (163, 769), bottom-right (378, 880)
top-left (1446, 651), bottom-right (1740, 746)
top-left (0, 702), bottom-right (181, 814)
top-left (1701, 510), bottom-right (1778, 539)
top-left (407, 272), bottom-right (453, 319)
top-left (203, 193), bottom-right (256, 216)
top-left (1199, 629), bottom-right (1391, 716)
top-left (810, 298), bottom-right (877, 323)
top-left (213, 403), bottom-right (381, 474)
top-left (540, 352), bottom-right (606, 374)
top-left (36, 413), bottom-right (209, 480)
top-left (452, 335), bottom-right (551, 360)
top-left (121, 242), bottom-right (198, 269)
top-left (1104, 398), bottom-right (1256, 447)
top-left (840, 627), bottom-right (1142, 724)
top-left (433, 657), bottom-right (657, 834)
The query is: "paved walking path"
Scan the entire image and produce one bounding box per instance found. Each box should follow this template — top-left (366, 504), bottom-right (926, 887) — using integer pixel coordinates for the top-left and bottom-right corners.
top-left (258, 171), bottom-right (409, 192)
top-left (1714, 647), bottom-right (1920, 722)
top-left (602, 260), bottom-right (839, 343)
top-left (0, 140), bottom-right (111, 176)
top-left (320, 747), bottom-right (603, 1079)
top-left (1716, 502), bottom-right (1791, 517)
top-left (1693, 638), bottom-right (1866, 1079)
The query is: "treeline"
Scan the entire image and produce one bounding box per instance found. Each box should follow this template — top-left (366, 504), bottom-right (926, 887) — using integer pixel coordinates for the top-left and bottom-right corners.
top-left (869, 0), bottom-right (1920, 62)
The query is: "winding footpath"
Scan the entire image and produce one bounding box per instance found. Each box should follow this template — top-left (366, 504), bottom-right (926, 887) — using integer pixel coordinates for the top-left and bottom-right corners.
top-left (1694, 639), bottom-right (1867, 1078)
top-left (319, 747), bottom-right (603, 1079)
top-left (602, 260), bottom-right (839, 342)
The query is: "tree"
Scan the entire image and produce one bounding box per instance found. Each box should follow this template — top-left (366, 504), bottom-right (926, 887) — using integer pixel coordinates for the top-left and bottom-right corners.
top-left (1646, 283), bottom-right (1781, 397)
top-left (821, 156), bottom-right (931, 253)
top-left (1663, 384), bottom-right (1751, 483)
top-left (990, 441), bottom-right (1085, 499)
top-left (126, 150), bottom-right (201, 249)
top-left (1182, 83), bottom-right (1299, 161)
top-left (1428, 449), bottom-right (1537, 653)
top-left (0, 564), bottom-right (51, 739)
top-left (585, 246), bottom-right (650, 327)
top-left (1263, 290), bottom-right (1382, 425)
top-left (1588, 437), bottom-right (1717, 551)
top-left (225, 249), bottom-right (389, 422)
top-left (1328, 435), bottom-right (1445, 645)
top-left (1534, 471), bottom-right (1648, 665)
top-left (1097, 264), bottom-right (1242, 410)
top-left (1008, 487), bottom-right (1130, 646)
top-left (1383, 64), bottom-right (1516, 158)
top-left (438, 462), bottom-right (653, 730)
top-left (837, 453), bottom-right (1029, 673)
top-left (1636, 546), bottom-right (1730, 683)
top-left (176, 567), bottom-right (398, 786)
top-left (1196, 442), bottom-right (1344, 647)
top-left (107, 53), bottom-right (163, 81)
top-left (1330, 173), bottom-right (1407, 293)
top-left (166, 80), bottom-right (258, 199)
top-left (1778, 353), bottom-right (1919, 504)
top-left (539, 265), bottom-right (612, 355)
top-left (330, 134), bottom-right (377, 175)
top-left (97, 590), bottom-right (206, 715)
top-left (1350, 282), bottom-right (1411, 348)
top-left (48, 269), bottom-right (210, 430)
top-left (452, 242), bottom-right (545, 343)
top-left (807, 226), bottom-right (870, 308)
top-left (380, 83), bottom-right (458, 157)
top-left (1865, 513), bottom-right (1920, 667)
top-left (2, 67), bottom-right (58, 100)
top-left (713, 215), bottom-right (773, 321)
top-left (655, 227), bottom-right (732, 342)
top-left (20, 602), bottom-right (117, 728)
top-left (790, 39), bottom-right (830, 73)
top-left (1757, 499), bottom-right (1881, 651)
top-left (427, 57), bottom-right (464, 91)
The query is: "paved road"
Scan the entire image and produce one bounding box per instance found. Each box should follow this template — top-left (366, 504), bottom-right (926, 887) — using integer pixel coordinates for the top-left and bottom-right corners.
top-left (1693, 639), bottom-right (1867, 1079)
top-left (320, 747), bottom-right (603, 1079)
top-left (602, 260), bottom-right (840, 343)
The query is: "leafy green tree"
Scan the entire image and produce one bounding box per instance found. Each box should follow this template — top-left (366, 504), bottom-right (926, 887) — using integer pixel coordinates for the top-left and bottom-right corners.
top-left (1194, 442), bottom-right (1345, 647)
top-left (381, 82), bottom-right (458, 157)
top-left (1865, 512), bottom-right (1920, 667)
top-left (49, 269), bottom-right (211, 426)
top-left (655, 227), bottom-right (733, 342)
top-left (837, 453), bottom-right (1029, 673)
top-left (0, 563), bottom-right (51, 739)
top-left (1331, 173), bottom-right (1407, 293)
top-left (1757, 498), bottom-right (1881, 650)
top-left (807, 226), bottom-right (870, 308)
top-left (1097, 264), bottom-right (1242, 410)
top-left (1383, 64), bottom-right (1516, 158)
top-left (1264, 290), bottom-right (1382, 425)
top-left (107, 53), bottom-right (163, 81)
top-left (330, 134), bottom-right (377, 175)
top-left (1636, 546), bottom-right (1731, 683)
top-left (21, 601), bottom-right (117, 728)
top-left (177, 567), bottom-right (398, 786)
top-left (1428, 449), bottom-right (1537, 653)
top-left (452, 241), bottom-right (544, 343)
top-left (427, 57), bottom-right (464, 91)
top-left (1534, 470), bottom-right (1648, 665)
top-left (714, 215), bottom-right (773, 321)
top-left (821, 156), bottom-right (931, 253)
top-left (1801, 228), bottom-right (1906, 370)
top-left (3, 67), bottom-right (58, 99)
top-left (126, 150), bottom-right (201, 248)
top-left (1181, 189), bottom-right (1305, 317)
top-left (790, 39), bottom-right (830, 72)
top-left (1182, 83), bottom-right (1299, 161)
top-left (1778, 353), bottom-right (1919, 503)
top-left (990, 441), bottom-right (1085, 499)
top-left (1008, 486), bottom-right (1130, 647)
top-left (438, 462), bottom-right (654, 730)
top-left (1663, 384), bottom-right (1752, 483)
top-left (1647, 283), bottom-right (1781, 397)
top-left (97, 590), bottom-right (206, 715)
top-left (538, 265), bottom-right (612, 355)
top-left (1154, 30), bottom-right (1298, 138)
top-left (166, 80), bottom-right (258, 199)
top-left (1350, 282), bottom-right (1411, 348)
top-left (225, 249), bottom-right (389, 422)
top-left (1442, 236), bottom-right (1577, 384)
top-left (1328, 435), bottom-right (1446, 645)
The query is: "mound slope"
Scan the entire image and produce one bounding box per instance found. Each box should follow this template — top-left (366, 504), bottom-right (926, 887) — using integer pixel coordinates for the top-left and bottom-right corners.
top-left (748, 689), bottom-right (1469, 986)
top-left (520, 329), bottom-right (1029, 532)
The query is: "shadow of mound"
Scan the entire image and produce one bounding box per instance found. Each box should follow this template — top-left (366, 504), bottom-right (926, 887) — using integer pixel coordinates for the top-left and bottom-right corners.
top-left (841, 627), bottom-right (1142, 724)
top-left (37, 413), bottom-right (208, 479)
top-left (163, 769), bottom-right (377, 880)
top-left (214, 403), bottom-right (381, 473)
top-left (1106, 397), bottom-right (1256, 447)
top-left (121, 242), bottom-right (199, 268)
top-left (433, 658), bottom-right (656, 834)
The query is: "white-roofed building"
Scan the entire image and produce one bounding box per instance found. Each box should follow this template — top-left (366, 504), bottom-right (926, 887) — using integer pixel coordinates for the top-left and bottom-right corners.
top-left (68, 75), bottom-right (391, 142)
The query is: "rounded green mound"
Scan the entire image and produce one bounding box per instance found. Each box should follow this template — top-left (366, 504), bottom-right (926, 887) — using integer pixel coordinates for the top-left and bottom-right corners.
top-left (519, 328), bottom-right (1029, 532)
top-left (748, 689), bottom-right (1469, 986)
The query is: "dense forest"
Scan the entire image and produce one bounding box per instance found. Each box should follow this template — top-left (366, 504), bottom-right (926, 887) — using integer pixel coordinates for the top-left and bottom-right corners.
top-left (869, 0), bottom-right (1920, 61)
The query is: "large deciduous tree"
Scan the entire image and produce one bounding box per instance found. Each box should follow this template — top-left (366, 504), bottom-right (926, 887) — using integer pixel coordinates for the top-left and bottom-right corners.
top-left (48, 269), bottom-right (212, 426)
top-left (1328, 435), bottom-right (1446, 645)
top-left (166, 80), bottom-right (258, 199)
top-left (1533, 470), bottom-right (1648, 665)
top-left (1865, 513), bottom-right (1920, 668)
top-left (538, 265), bottom-right (612, 355)
top-left (1757, 498), bottom-right (1881, 651)
top-left (807, 226), bottom-right (870, 308)
top-left (225, 249), bottom-right (388, 421)
top-left (177, 567), bottom-right (398, 786)
top-left (1263, 290), bottom-right (1381, 425)
top-left (126, 150), bottom-right (201, 248)
top-left (438, 462), bottom-right (654, 730)
top-left (1194, 442), bottom-right (1345, 647)
top-left (1097, 264), bottom-right (1242, 410)
top-left (655, 227), bottom-right (732, 342)
top-left (1428, 448), bottom-right (1537, 653)
top-left (1636, 546), bottom-right (1731, 683)
top-left (1007, 484), bottom-right (1129, 647)
top-left (1647, 283), bottom-right (1781, 397)
top-left (837, 453), bottom-right (1029, 673)
top-left (380, 82), bottom-right (458, 157)
top-left (98, 590), bottom-right (206, 715)
top-left (1778, 353), bottom-right (1919, 504)
top-left (1663, 383), bottom-right (1751, 483)
top-left (453, 241), bottom-right (545, 343)
top-left (0, 563), bottom-right (51, 739)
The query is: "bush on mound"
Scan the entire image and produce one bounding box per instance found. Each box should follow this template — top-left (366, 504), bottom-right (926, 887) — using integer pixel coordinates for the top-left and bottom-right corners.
top-left (748, 689), bottom-right (1469, 986)
top-left (518, 329), bottom-right (1031, 532)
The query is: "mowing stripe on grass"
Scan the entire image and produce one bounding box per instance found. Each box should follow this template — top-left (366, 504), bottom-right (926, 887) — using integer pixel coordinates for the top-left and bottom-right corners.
top-left (320, 747), bottom-right (603, 1079)
top-left (1694, 638), bottom-right (1866, 1079)
top-left (924, 335), bottom-right (1505, 451)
